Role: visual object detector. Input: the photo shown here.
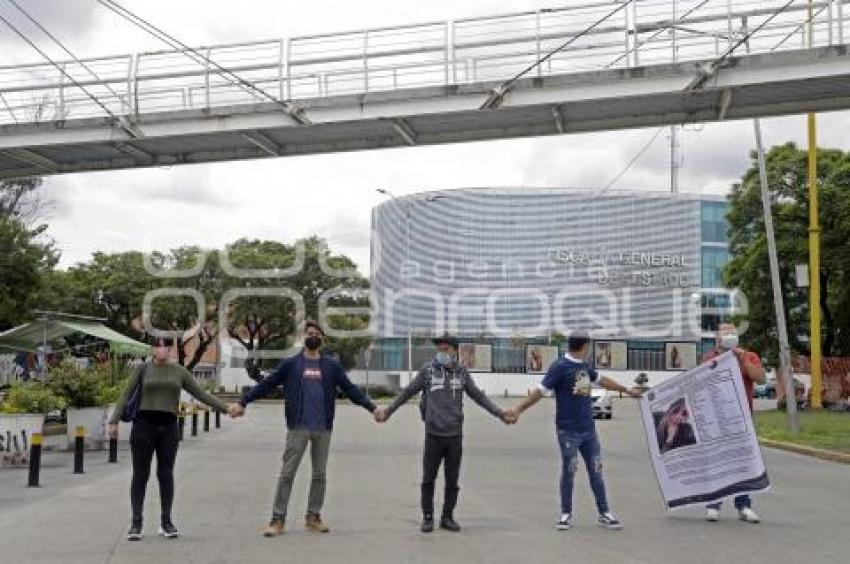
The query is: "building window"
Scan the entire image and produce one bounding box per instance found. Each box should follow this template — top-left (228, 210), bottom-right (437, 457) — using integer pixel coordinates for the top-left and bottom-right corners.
top-left (701, 246), bottom-right (730, 288)
top-left (627, 340), bottom-right (665, 370)
top-left (701, 201), bottom-right (729, 243)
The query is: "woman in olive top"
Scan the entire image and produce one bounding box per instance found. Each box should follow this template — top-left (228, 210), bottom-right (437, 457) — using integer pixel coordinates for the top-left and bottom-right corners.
top-left (109, 337), bottom-right (238, 541)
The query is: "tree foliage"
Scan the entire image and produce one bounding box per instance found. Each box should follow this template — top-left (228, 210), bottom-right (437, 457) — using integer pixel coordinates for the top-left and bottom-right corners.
top-left (725, 143), bottom-right (850, 362)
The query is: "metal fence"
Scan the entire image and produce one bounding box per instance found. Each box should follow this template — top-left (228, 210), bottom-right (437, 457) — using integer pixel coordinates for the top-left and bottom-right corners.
top-left (1, 1), bottom-right (847, 125)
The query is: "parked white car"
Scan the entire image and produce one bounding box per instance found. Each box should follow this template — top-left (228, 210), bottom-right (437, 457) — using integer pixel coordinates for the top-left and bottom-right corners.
top-left (591, 385), bottom-right (614, 419)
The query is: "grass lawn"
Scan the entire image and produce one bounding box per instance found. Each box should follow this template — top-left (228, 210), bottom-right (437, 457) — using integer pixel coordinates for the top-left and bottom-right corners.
top-left (755, 410), bottom-right (850, 454)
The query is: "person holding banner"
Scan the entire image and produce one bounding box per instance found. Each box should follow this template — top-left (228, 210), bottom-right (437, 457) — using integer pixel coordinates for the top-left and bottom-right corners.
top-left (508, 332), bottom-right (642, 531)
top-left (702, 323), bottom-right (766, 524)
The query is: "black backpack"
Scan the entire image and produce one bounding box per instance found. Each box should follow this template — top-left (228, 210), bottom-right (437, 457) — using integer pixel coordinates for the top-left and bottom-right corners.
top-left (119, 363), bottom-right (148, 423)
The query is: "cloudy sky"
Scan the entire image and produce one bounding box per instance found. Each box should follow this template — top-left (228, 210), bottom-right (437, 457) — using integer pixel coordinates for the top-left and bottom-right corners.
top-left (4, 0), bottom-right (850, 274)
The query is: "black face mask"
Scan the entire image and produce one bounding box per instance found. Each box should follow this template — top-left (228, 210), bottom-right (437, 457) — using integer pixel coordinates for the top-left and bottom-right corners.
top-left (304, 336), bottom-right (323, 351)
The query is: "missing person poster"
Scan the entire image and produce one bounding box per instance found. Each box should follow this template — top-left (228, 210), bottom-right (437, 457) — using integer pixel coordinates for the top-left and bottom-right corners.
top-left (526, 345), bottom-right (558, 374)
top-left (665, 342), bottom-right (697, 370)
top-left (594, 341), bottom-right (627, 370)
top-left (639, 351), bottom-right (770, 510)
top-left (459, 343), bottom-right (492, 372)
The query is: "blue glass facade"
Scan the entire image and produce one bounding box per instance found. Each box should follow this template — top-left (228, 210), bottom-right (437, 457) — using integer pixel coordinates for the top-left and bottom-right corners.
top-left (700, 201), bottom-right (731, 289)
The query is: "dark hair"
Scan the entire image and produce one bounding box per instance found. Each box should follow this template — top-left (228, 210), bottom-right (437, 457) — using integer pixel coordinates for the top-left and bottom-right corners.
top-left (668, 398), bottom-right (688, 416)
top-left (567, 334), bottom-right (590, 352)
top-left (304, 320), bottom-right (325, 336)
top-left (153, 337), bottom-right (174, 347)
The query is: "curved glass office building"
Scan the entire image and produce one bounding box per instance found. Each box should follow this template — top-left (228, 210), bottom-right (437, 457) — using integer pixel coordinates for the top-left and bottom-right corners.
top-left (370, 187), bottom-right (731, 371)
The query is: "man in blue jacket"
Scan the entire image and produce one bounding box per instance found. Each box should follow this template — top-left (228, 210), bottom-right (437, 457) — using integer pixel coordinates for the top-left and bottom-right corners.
top-left (231, 320), bottom-right (377, 537)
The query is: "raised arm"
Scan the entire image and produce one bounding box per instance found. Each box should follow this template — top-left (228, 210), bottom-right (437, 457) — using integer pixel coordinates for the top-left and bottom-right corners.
top-left (181, 369), bottom-right (229, 412)
top-left (381, 369), bottom-right (429, 420)
top-left (464, 372), bottom-right (506, 421)
top-left (511, 362), bottom-right (560, 420)
top-left (512, 387), bottom-right (545, 418)
top-left (335, 365), bottom-right (377, 413)
top-left (239, 360), bottom-right (288, 407)
top-left (598, 375), bottom-right (642, 398)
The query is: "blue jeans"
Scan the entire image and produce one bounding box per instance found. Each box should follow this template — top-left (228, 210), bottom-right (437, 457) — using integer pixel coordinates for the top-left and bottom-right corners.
top-left (707, 495), bottom-right (751, 511)
top-left (556, 428), bottom-right (609, 514)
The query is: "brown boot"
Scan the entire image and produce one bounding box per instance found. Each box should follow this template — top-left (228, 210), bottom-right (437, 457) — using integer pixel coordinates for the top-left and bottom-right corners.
top-left (263, 518), bottom-right (285, 537)
top-left (305, 514), bottom-right (330, 533)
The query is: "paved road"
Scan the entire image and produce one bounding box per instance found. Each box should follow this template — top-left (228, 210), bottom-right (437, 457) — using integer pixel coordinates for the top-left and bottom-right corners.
top-left (1, 399), bottom-right (847, 564)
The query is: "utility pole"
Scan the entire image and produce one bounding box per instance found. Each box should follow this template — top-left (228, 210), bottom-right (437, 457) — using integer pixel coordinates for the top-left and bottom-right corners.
top-left (807, 0), bottom-right (823, 408)
top-left (376, 190), bottom-right (446, 384)
top-left (753, 119), bottom-right (800, 433)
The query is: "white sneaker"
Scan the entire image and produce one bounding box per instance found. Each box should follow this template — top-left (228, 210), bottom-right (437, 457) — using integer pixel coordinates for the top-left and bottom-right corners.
top-left (706, 508), bottom-right (720, 522)
top-left (597, 512), bottom-right (623, 530)
top-left (738, 508), bottom-right (761, 523)
top-left (555, 513), bottom-right (572, 531)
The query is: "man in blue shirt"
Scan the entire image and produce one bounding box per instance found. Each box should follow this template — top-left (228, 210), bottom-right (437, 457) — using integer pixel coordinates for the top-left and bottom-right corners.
top-left (231, 320), bottom-right (377, 537)
top-left (509, 332), bottom-right (641, 531)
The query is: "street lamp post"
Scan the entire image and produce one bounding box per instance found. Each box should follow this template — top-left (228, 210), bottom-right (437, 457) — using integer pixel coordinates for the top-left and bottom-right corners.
top-left (376, 189), bottom-right (445, 382)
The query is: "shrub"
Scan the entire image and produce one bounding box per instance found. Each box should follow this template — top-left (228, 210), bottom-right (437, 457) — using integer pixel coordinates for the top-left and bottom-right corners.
top-left (47, 360), bottom-right (116, 408)
top-left (0, 382), bottom-right (67, 414)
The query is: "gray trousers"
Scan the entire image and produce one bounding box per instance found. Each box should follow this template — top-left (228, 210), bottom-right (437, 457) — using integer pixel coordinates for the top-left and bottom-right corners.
top-left (272, 429), bottom-right (332, 521)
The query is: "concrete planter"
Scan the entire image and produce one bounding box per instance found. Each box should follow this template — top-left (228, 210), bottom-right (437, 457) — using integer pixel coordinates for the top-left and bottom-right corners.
top-left (66, 406), bottom-right (110, 450)
top-left (0, 413), bottom-right (44, 467)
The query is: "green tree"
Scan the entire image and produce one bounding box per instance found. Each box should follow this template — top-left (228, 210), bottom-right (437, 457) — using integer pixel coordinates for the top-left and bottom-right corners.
top-left (40, 237), bottom-right (371, 380)
top-left (725, 143), bottom-right (850, 362)
top-left (0, 177), bottom-right (49, 225)
top-left (223, 236), bottom-right (369, 380)
top-left (0, 217), bottom-right (59, 330)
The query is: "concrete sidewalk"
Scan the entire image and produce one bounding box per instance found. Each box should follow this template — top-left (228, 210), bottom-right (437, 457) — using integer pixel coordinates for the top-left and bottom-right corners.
top-left (1, 399), bottom-right (847, 564)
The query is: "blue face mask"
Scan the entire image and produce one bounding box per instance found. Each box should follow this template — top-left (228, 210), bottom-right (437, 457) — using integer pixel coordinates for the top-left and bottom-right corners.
top-left (435, 352), bottom-right (453, 366)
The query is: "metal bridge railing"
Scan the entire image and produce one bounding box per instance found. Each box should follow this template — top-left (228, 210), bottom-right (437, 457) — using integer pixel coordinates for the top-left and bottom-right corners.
top-left (0, 0), bottom-right (847, 126)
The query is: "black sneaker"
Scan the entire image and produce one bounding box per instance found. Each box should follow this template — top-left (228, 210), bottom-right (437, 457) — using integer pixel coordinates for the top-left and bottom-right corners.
top-left (159, 520), bottom-right (180, 539)
top-left (421, 515), bottom-right (434, 533)
top-left (555, 514), bottom-right (573, 531)
top-left (127, 522), bottom-right (143, 541)
top-left (598, 512), bottom-right (623, 530)
top-left (439, 516), bottom-right (461, 532)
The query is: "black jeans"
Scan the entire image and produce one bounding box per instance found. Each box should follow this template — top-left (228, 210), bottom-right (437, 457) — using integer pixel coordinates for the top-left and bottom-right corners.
top-left (130, 413), bottom-right (179, 525)
top-left (421, 434), bottom-right (463, 518)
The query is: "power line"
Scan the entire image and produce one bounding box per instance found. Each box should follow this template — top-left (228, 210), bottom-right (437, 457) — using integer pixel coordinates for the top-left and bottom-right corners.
top-left (604, 0), bottom-right (714, 69)
top-left (480, 2), bottom-right (629, 110)
top-left (770, 2), bottom-right (829, 53)
top-left (0, 9), bottom-right (139, 138)
top-left (685, 0), bottom-right (796, 91)
top-left (4, 0), bottom-right (129, 120)
top-left (600, 128), bottom-right (664, 194)
top-left (93, 0), bottom-right (309, 125)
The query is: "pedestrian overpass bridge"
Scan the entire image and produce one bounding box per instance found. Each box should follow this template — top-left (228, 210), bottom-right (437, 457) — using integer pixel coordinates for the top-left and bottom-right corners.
top-left (1, 0), bottom-right (849, 180)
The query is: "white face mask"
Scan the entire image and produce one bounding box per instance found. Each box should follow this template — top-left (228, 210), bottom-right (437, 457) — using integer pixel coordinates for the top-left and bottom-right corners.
top-left (720, 334), bottom-right (739, 350)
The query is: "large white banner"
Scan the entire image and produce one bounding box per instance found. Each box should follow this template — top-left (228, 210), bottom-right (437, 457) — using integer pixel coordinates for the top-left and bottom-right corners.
top-left (639, 351), bottom-right (770, 509)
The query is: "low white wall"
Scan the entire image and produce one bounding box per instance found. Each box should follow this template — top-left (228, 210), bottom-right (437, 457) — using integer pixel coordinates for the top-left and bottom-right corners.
top-left (348, 369), bottom-right (684, 396)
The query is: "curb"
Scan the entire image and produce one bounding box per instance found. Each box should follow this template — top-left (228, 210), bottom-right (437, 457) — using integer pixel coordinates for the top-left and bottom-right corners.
top-left (759, 438), bottom-right (850, 464)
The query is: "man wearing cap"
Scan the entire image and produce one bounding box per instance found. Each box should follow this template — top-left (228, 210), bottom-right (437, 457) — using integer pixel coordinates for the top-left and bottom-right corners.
top-left (374, 334), bottom-right (516, 533)
top-left (508, 332), bottom-right (642, 531)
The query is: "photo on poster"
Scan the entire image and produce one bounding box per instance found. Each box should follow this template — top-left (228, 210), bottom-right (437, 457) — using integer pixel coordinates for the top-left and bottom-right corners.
top-left (526, 344), bottom-right (559, 373)
top-left (594, 341), bottom-right (612, 368)
top-left (652, 397), bottom-right (698, 454)
top-left (459, 343), bottom-right (492, 372)
top-left (665, 342), bottom-right (697, 370)
top-left (594, 341), bottom-right (627, 370)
